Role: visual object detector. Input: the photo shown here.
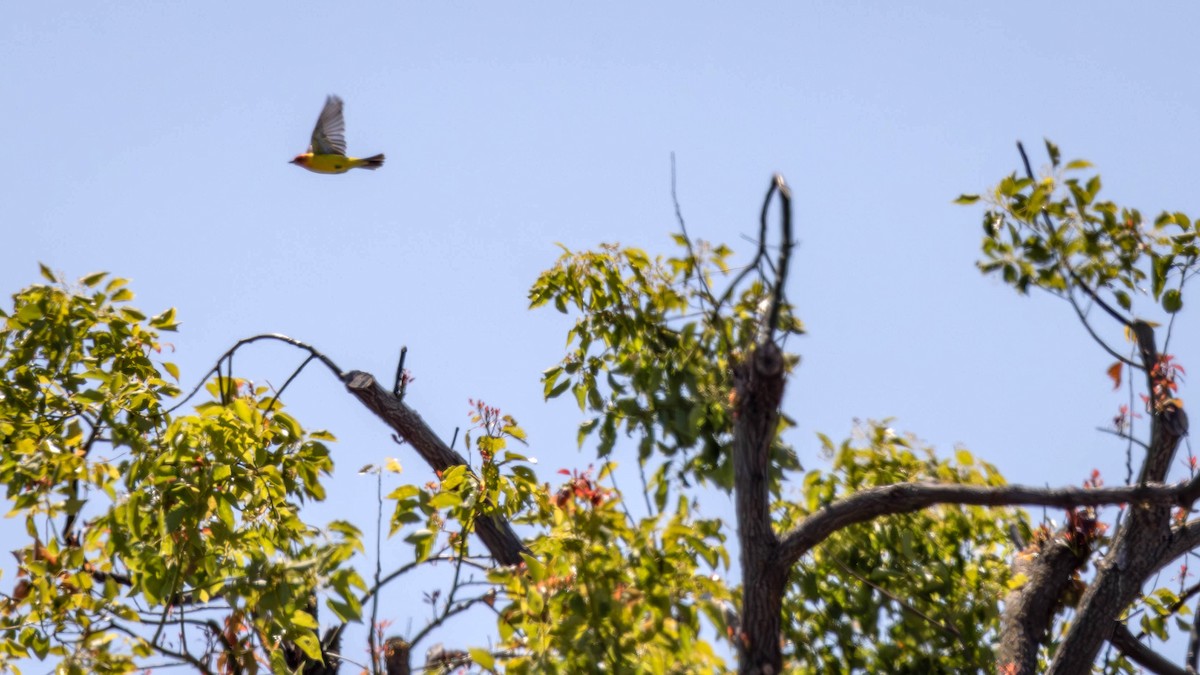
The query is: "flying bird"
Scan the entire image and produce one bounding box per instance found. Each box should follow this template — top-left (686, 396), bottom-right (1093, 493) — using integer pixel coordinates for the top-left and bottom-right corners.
top-left (289, 95), bottom-right (384, 174)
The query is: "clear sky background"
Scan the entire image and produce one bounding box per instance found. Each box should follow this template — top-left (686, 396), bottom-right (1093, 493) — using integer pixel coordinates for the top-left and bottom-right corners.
top-left (4, 2), bottom-right (1200, 670)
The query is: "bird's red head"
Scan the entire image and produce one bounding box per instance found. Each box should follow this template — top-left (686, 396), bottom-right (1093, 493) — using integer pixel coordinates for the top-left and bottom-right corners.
top-left (289, 154), bottom-right (310, 166)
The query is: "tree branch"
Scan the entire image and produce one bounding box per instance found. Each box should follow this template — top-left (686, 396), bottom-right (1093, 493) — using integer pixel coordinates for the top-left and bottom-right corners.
top-left (170, 333), bottom-right (344, 414)
top-left (343, 371), bottom-right (529, 566)
top-left (1110, 622), bottom-right (1187, 675)
top-left (776, 477), bottom-right (1200, 568)
top-left (997, 536), bottom-right (1089, 673)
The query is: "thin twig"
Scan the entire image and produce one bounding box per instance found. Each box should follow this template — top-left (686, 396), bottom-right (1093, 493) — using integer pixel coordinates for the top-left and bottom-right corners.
top-left (394, 346), bottom-right (409, 398)
top-left (606, 461), bottom-right (639, 525)
top-left (638, 460), bottom-right (656, 516)
top-left (1163, 255), bottom-right (1195, 355)
top-left (106, 620), bottom-right (217, 675)
top-left (718, 179), bottom-right (775, 307)
top-left (369, 469), bottom-right (384, 675)
top-left (1062, 290), bottom-right (1139, 368)
top-left (830, 555), bottom-right (960, 637)
top-left (264, 353), bottom-right (315, 416)
top-left (1095, 427), bottom-right (1151, 453)
top-left (671, 153), bottom-right (716, 305)
top-left (406, 595), bottom-right (488, 654)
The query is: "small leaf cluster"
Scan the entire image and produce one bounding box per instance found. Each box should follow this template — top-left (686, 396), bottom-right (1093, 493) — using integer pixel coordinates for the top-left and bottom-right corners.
top-left (964, 140), bottom-right (1200, 316)
top-left (530, 239), bottom-right (802, 494)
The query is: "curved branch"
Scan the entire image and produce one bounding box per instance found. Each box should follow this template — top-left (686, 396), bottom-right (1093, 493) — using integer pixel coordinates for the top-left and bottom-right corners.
top-left (721, 176), bottom-right (785, 307)
top-left (763, 175), bottom-right (793, 344)
top-left (169, 333), bottom-right (344, 414)
top-left (775, 477), bottom-right (1200, 568)
top-left (105, 620), bottom-right (217, 675)
top-left (1062, 288), bottom-right (1139, 369)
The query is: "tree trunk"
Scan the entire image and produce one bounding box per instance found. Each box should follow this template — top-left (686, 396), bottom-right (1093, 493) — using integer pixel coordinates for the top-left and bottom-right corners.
top-left (733, 342), bottom-right (787, 674)
top-left (996, 538), bottom-right (1088, 673)
top-left (1047, 322), bottom-right (1189, 673)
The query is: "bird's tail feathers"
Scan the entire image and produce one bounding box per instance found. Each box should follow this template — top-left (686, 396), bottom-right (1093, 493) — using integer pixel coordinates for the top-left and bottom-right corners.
top-left (360, 154), bottom-right (385, 170)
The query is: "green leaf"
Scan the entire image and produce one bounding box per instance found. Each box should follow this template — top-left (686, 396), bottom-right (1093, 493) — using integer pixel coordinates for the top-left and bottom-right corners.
top-left (470, 647), bottom-right (496, 670)
top-left (522, 552), bottom-right (547, 582)
top-left (577, 418), bottom-right (599, 447)
top-left (1163, 288), bottom-right (1183, 313)
top-left (291, 633), bottom-right (322, 660)
top-left (1045, 139), bottom-right (1061, 167)
top-left (290, 609), bottom-right (319, 629)
top-left (429, 491), bottom-right (463, 509)
top-left (38, 263), bottom-right (57, 283)
top-left (954, 194), bottom-right (981, 205)
top-left (151, 307), bottom-right (178, 330)
top-left (81, 271), bottom-right (108, 287)
top-left (441, 465), bottom-right (467, 490)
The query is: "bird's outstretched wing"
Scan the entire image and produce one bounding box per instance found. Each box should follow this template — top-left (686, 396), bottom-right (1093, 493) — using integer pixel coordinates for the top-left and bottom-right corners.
top-left (309, 95), bottom-right (347, 155)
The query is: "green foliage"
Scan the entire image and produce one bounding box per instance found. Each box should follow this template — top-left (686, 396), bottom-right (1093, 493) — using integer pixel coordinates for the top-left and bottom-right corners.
top-left (0, 272), bottom-right (364, 672)
top-left (488, 464), bottom-right (732, 674)
top-left (972, 140), bottom-right (1200, 316)
top-left (530, 239), bottom-right (802, 495)
top-left (777, 422), bottom-right (1021, 674)
top-left (387, 399), bottom-right (540, 565)
top-left (525, 237), bottom-right (1027, 674)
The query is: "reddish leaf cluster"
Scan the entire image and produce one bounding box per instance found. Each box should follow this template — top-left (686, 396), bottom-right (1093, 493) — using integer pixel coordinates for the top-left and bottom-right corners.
top-left (1057, 470), bottom-right (1109, 549)
top-left (467, 398), bottom-right (505, 437)
top-left (1111, 404), bottom-right (1141, 433)
top-left (553, 467), bottom-right (609, 510)
top-left (1141, 354), bottom-right (1186, 416)
top-left (1064, 507), bottom-right (1106, 549)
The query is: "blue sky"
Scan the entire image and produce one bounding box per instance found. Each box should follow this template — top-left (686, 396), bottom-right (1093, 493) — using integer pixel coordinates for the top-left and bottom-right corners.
top-left (4, 2), bottom-right (1200, 669)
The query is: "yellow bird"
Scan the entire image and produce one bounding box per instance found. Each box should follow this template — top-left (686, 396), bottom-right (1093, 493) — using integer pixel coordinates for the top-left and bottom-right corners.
top-left (290, 95), bottom-right (384, 174)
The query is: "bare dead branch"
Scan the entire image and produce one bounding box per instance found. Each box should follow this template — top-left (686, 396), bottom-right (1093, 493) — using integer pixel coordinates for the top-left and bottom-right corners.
top-left (170, 333), bottom-right (344, 414)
